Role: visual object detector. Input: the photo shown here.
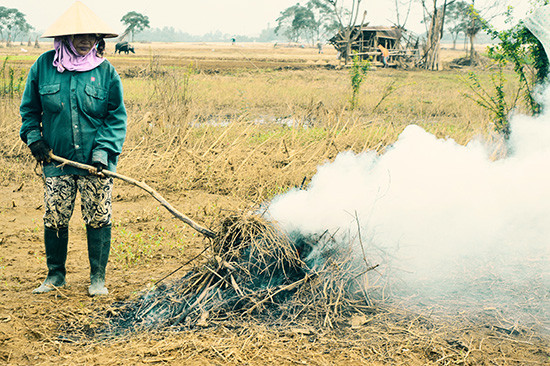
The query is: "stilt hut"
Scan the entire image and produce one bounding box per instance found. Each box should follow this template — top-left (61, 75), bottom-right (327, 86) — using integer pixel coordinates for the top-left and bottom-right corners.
top-left (329, 26), bottom-right (421, 68)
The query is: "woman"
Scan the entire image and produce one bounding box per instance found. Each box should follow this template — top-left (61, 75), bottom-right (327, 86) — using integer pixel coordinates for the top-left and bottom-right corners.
top-left (19, 1), bottom-right (127, 296)
top-left (377, 44), bottom-right (389, 68)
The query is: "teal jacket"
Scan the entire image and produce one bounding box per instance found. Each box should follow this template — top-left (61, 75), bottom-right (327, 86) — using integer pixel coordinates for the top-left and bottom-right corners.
top-left (20, 50), bottom-right (127, 177)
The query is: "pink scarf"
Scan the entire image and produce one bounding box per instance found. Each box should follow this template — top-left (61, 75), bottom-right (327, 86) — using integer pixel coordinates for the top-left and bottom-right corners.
top-left (52, 37), bottom-right (105, 73)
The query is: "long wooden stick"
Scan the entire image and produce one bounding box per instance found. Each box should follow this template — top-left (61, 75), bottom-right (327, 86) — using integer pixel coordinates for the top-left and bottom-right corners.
top-left (49, 152), bottom-right (216, 239)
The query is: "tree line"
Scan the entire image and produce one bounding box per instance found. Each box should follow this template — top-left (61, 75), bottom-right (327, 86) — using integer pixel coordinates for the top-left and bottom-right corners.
top-left (0, 7), bottom-right (278, 45)
top-left (0, 1), bottom-right (494, 49)
top-left (0, 1), bottom-right (544, 67)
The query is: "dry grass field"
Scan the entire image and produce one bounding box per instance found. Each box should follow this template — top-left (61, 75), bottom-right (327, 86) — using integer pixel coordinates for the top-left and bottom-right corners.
top-left (0, 42), bottom-right (548, 365)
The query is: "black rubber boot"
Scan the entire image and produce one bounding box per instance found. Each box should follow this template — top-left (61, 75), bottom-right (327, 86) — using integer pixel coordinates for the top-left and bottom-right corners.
top-left (33, 227), bottom-right (68, 294)
top-left (86, 224), bottom-right (111, 296)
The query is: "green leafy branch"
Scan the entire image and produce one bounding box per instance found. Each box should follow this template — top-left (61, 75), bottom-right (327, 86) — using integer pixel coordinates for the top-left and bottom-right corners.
top-left (349, 53), bottom-right (370, 110)
top-left (465, 8), bottom-right (548, 138)
top-left (476, 9), bottom-right (546, 115)
top-left (465, 68), bottom-right (518, 138)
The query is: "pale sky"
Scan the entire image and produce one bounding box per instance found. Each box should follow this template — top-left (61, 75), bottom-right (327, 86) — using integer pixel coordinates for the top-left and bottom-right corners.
top-left (1, 0), bottom-right (534, 37)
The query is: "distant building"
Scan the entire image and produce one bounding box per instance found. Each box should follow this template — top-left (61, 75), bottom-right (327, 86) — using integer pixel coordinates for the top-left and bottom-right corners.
top-left (329, 26), bottom-right (421, 67)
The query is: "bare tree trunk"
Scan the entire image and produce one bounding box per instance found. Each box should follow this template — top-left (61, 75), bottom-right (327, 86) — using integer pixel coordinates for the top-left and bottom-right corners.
top-left (344, 11), bottom-right (367, 65)
top-left (469, 33), bottom-right (476, 61)
top-left (468, 0), bottom-right (477, 64)
top-left (423, 1), bottom-right (446, 70)
top-left (344, 29), bottom-right (352, 64)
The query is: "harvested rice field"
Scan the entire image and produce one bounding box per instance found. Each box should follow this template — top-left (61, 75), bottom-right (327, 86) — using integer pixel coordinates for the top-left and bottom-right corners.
top-left (0, 42), bottom-right (548, 365)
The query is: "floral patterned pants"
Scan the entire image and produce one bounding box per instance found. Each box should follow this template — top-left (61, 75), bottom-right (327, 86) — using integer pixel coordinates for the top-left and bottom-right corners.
top-left (43, 175), bottom-right (113, 229)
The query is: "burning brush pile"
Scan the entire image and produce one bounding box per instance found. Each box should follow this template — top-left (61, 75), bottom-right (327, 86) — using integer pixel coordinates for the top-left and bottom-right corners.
top-left (107, 213), bottom-right (379, 332)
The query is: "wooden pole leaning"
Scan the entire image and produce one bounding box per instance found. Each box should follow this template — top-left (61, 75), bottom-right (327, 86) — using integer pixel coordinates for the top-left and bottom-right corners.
top-left (49, 152), bottom-right (217, 239)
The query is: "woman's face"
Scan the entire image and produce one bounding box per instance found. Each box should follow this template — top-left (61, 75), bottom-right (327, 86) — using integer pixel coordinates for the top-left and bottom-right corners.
top-left (71, 34), bottom-right (98, 56)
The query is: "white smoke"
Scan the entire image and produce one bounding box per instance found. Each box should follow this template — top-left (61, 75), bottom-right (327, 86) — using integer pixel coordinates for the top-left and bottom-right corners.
top-left (266, 88), bottom-right (550, 320)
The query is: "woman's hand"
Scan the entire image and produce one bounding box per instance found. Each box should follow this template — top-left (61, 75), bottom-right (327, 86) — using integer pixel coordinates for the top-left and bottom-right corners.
top-left (91, 161), bottom-right (107, 177)
top-left (28, 140), bottom-right (51, 163)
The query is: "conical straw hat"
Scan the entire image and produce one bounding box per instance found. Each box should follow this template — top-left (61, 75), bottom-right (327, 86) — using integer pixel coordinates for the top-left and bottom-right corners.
top-left (42, 1), bottom-right (118, 38)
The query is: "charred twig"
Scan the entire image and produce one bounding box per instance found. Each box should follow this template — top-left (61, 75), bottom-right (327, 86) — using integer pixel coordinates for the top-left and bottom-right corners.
top-left (154, 247), bottom-right (209, 287)
top-left (243, 275), bottom-right (310, 315)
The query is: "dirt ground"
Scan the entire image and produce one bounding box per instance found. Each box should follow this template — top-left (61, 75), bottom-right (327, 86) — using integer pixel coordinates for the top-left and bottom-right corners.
top-left (0, 168), bottom-right (549, 365)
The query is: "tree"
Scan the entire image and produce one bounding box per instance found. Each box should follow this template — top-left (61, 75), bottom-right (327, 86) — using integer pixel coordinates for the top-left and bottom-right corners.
top-left (419, 0), bottom-right (503, 68)
top-left (0, 7), bottom-right (33, 46)
top-left (275, 4), bottom-right (317, 43)
top-left (445, 1), bottom-right (470, 49)
top-left (327, 0), bottom-right (367, 64)
top-left (394, 0), bottom-right (414, 29)
top-left (465, 0), bottom-right (505, 64)
top-left (275, 1), bottom-right (339, 43)
top-left (307, 0), bottom-right (340, 42)
top-left (121, 11), bottom-right (150, 42)
top-left (465, 1), bottom-right (482, 62)
top-left (257, 24), bottom-right (277, 42)
top-left (420, 0), bottom-right (452, 70)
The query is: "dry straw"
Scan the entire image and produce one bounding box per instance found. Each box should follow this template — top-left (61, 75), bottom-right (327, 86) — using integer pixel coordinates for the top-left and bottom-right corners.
top-left (103, 213), bottom-right (379, 333)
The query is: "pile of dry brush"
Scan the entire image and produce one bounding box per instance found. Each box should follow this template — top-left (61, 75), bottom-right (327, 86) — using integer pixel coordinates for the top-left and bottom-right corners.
top-left (105, 213), bottom-right (379, 333)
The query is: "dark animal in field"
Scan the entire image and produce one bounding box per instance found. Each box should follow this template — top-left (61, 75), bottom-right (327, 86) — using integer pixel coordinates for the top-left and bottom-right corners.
top-left (115, 42), bottom-right (135, 54)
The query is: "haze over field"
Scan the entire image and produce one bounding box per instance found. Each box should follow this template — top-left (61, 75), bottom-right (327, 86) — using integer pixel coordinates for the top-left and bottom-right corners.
top-left (2, 0), bottom-right (534, 37)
